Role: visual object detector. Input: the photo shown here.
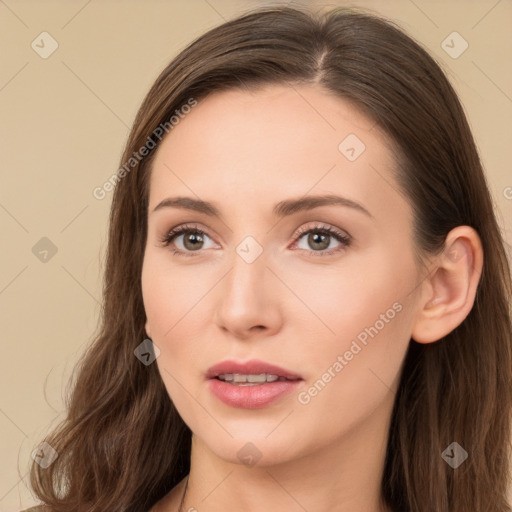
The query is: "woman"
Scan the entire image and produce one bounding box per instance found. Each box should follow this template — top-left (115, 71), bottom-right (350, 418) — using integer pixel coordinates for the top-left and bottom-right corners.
top-left (24, 5), bottom-right (512, 512)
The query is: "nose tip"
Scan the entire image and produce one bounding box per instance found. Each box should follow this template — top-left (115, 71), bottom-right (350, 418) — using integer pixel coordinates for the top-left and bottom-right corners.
top-left (214, 257), bottom-right (282, 339)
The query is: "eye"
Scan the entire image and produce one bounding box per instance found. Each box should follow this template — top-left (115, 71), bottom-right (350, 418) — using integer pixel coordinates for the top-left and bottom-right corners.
top-left (291, 224), bottom-right (351, 257)
top-left (158, 223), bottom-right (216, 257)
top-left (159, 222), bottom-right (352, 258)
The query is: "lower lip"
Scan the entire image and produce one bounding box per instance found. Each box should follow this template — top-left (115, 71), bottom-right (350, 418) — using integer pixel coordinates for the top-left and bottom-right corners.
top-left (208, 378), bottom-right (302, 409)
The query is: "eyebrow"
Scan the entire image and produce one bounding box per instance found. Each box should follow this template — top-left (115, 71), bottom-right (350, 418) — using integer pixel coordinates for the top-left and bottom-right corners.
top-left (152, 194), bottom-right (374, 219)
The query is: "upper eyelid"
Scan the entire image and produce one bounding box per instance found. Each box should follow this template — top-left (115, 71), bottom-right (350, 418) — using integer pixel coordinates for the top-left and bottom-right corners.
top-left (294, 223), bottom-right (349, 237)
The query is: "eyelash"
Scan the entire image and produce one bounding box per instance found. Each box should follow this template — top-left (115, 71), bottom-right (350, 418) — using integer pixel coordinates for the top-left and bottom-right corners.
top-left (158, 223), bottom-right (352, 258)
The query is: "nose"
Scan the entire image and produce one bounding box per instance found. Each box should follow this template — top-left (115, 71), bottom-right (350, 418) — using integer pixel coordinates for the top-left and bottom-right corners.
top-left (214, 247), bottom-right (283, 340)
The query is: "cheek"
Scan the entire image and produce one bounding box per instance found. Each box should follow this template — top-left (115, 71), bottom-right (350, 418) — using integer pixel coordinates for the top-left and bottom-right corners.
top-left (142, 253), bottom-right (203, 333)
top-left (281, 252), bottom-right (414, 408)
top-left (141, 254), bottom-right (216, 370)
top-left (278, 248), bottom-right (413, 341)
top-left (141, 260), bottom-right (206, 416)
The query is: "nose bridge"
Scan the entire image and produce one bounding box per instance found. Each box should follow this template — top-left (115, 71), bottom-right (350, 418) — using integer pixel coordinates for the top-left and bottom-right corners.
top-left (224, 237), bottom-right (269, 304)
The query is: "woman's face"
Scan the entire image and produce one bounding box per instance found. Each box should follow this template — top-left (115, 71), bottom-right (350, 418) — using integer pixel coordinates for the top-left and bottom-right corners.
top-left (141, 84), bottom-right (424, 467)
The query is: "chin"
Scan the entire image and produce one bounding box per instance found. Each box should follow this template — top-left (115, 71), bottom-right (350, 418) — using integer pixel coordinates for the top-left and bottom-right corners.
top-left (194, 427), bottom-right (314, 468)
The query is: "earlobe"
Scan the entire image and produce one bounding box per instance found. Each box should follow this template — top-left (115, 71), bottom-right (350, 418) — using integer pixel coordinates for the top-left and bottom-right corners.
top-left (411, 226), bottom-right (483, 344)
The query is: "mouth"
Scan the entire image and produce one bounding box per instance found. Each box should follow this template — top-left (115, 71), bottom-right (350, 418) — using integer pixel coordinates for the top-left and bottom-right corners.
top-left (206, 359), bottom-right (304, 409)
top-left (206, 359), bottom-right (303, 382)
top-left (215, 373), bottom-right (299, 386)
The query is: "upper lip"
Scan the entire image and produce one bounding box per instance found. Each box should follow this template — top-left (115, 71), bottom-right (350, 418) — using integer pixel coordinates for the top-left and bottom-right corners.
top-left (206, 359), bottom-right (303, 380)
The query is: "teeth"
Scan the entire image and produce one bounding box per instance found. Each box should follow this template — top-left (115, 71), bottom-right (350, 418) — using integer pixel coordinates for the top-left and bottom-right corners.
top-left (218, 373), bottom-right (281, 384)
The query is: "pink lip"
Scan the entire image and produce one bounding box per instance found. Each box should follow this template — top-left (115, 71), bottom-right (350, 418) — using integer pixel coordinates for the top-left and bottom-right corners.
top-left (206, 359), bottom-right (303, 409)
top-left (206, 359), bottom-right (303, 380)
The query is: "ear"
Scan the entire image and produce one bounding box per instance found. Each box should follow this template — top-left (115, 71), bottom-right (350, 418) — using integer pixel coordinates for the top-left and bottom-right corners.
top-left (411, 226), bottom-right (483, 344)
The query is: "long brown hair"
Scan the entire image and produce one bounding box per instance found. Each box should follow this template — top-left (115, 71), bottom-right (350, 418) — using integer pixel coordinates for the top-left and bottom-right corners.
top-left (29, 5), bottom-right (512, 511)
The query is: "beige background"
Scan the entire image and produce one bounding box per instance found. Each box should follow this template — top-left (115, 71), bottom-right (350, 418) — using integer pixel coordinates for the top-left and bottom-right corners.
top-left (0, 0), bottom-right (511, 510)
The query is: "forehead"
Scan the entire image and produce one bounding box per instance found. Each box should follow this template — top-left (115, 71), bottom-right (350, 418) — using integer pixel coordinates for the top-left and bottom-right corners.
top-left (148, 84), bottom-right (404, 219)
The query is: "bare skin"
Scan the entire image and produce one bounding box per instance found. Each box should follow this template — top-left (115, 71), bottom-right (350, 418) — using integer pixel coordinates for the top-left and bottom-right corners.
top-left (143, 84), bottom-right (483, 512)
